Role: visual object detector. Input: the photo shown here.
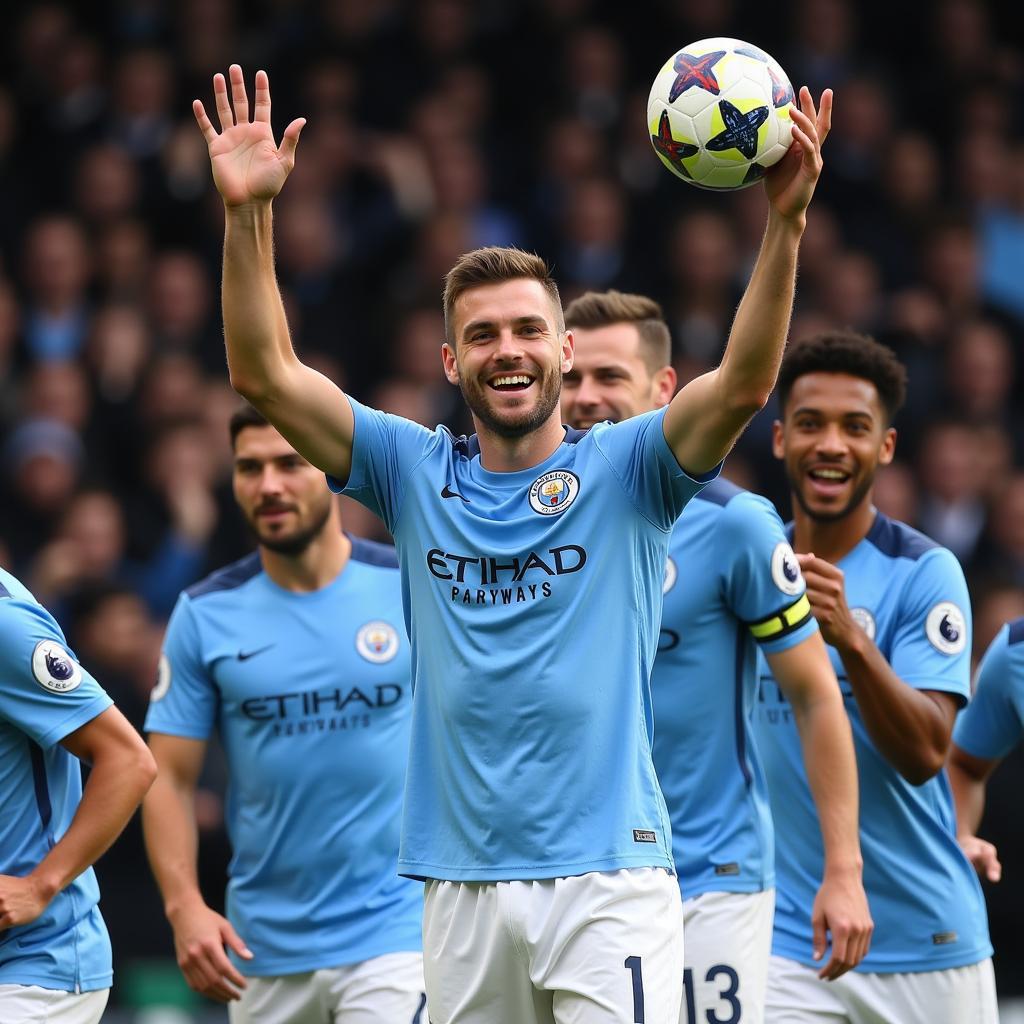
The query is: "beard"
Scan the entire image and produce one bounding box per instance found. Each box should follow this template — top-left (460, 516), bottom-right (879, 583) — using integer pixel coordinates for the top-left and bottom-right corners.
top-left (459, 368), bottom-right (563, 439)
top-left (249, 499), bottom-right (333, 556)
top-left (788, 464), bottom-right (877, 523)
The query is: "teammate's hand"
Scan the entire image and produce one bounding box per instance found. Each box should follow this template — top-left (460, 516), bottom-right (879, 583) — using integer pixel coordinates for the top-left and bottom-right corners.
top-left (194, 64), bottom-right (305, 208)
top-left (797, 553), bottom-right (859, 651)
top-left (811, 869), bottom-right (873, 981)
top-left (959, 833), bottom-right (1002, 883)
top-left (169, 900), bottom-right (253, 1003)
top-left (764, 86), bottom-right (832, 223)
top-left (0, 873), bottom-right (53, 930)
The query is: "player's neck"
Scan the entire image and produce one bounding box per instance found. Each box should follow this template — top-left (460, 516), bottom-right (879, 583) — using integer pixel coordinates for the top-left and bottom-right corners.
top-left (259, 523), bottom-right (352, 593)
top-left (474, 412), bottom-right (567, 473)
top-left (792, 497), bottom-right (877, 564)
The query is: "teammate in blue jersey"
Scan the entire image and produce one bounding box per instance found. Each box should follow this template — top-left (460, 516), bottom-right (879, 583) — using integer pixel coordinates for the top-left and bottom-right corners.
top-left (195, 62), bottom-right (831, 1023)
top-left (947, 617), bottom-right (1024, 885)
top-left (142, 405), bottom-right (425, 1023)
top-left (561, 290), bottom-right (871, 1024)
top-left (753, 332), bottom-right (996, 1022)
top-left (0, 569), bottom-right (155, 1024)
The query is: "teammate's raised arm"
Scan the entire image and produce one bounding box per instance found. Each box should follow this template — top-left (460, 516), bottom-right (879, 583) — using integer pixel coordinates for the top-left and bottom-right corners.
top-left (194, 65), bottom-right (355, 482)
top-left (663, 87), bottom-right (833, 475)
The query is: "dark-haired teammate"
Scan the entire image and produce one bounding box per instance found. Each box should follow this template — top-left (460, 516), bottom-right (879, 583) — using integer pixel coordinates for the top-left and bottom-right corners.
top-left (143, 406), bottom-right (424, 1023)
top-left (562, 291), bottom-right (870, 1024)
top-left (755, 332), bottom-right (996, 1022)
top-left (195, 63), bottom-right (830, 1023)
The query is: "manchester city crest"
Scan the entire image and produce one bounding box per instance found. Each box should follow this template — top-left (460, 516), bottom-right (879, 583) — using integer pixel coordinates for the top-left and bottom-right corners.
top-left (528, 470), bottom-right (580, 516)
top-left (356, 621), bottom-right (400, 663)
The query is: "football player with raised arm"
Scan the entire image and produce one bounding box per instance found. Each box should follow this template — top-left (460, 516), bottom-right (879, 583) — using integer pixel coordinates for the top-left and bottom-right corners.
top-left (143, 405), bottom-right (424, 1024)
top-left (754, 332), bottom-right (996, 1023)
top-left (947, 617), bottom-right (1024, 885)
top-left (193, 63), bottom-right (830, 1024)
top-left (0, 570), bottom-right (155, 1024)
top-left (561, 290), bottom-right (871, 1024)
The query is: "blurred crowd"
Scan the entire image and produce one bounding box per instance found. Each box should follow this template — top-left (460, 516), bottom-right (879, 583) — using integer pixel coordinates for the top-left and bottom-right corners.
top-left (1, 0), bottom-right (1023, 1010)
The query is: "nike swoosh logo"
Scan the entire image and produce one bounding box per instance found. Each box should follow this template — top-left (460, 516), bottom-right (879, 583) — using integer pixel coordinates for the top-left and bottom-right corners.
top-left (237, 645), bottom-right (275, 662)
top-left (441, 485), bottom-right (469, 502)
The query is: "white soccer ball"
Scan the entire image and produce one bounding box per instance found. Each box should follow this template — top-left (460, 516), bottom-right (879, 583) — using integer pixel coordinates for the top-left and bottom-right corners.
top-left (647, 38), bottom-right (795, 191)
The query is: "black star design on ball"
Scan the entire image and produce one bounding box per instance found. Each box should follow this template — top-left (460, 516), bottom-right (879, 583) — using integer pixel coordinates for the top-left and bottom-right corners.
top-left (769, 66), bottom-right (794, 108)
top-left (668, 49), bottom-right (727, 102)
top-left (706, 99), bottom-right (769, 160)
top-left (651, 110), bottom-right (698, 176)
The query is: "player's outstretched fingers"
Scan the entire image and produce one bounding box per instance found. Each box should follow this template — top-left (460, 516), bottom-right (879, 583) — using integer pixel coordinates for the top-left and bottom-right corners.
top-left (253, 69), bottom-right (272, 123)
top-left (816, 88), bottom-right (834, 143)
top-left (193, 99), bottom-right (217, 145)
top-left (229, 64), bottom-right (249, 125)
top-left (213, 72), bottom-right (233, 133)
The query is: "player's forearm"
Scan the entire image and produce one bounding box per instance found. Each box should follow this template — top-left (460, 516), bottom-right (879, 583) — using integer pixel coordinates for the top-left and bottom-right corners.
top-left (838, 633), bottom-right (951, 784)
top-left (30, 742), bottom-right (155, 901)
top-left (142, 775), bottom-right (207, 920)
top-left (948, 748), bottom-right (988, 835)
top-left (718, 208), bottom-right (803, 412)
top-left (792, 689), bottom-right (863, 876)
top-left (222, 202), bottom-right (299, 402)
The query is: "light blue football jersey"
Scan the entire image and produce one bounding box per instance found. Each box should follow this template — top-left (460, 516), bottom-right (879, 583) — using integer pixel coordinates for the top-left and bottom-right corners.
top-left (144, 537), bottom-right (422, 976)
top-left (754, 513), bottom-right (992, 972)
top-left (653, 479), bottom-right (817, 899)
top-left (0, 568), bottom-right (113, 993)
top-left (332, 399), bottom-right (715, 881)
top-left (953, 618), bottom-right (1024, 760)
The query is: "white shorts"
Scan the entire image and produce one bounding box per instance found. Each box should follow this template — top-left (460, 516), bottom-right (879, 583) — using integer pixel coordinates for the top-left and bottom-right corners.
top-left (0, 985), bottom-right (108, 1024)
top-left (681, 889), bottom-right (774, 1024)
top-left (765, 953), bottom-right (998, 1024)
top-left (423, 867), bottom-right (684, 1024)
top-left (227, 951), bottom-right (425, 1024)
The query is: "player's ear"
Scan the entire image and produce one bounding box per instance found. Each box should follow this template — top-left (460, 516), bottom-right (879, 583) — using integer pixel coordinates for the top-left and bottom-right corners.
top-left (560, 328), bottom-right (574, 373)
top-left (771, 419), bottom-right (785, 459)
top-left (652, 365), bottom-right (677, 407)
top-left (878, 427), bottom-right (897, 466)
top-left (441, 342), bottom-right (460, 385)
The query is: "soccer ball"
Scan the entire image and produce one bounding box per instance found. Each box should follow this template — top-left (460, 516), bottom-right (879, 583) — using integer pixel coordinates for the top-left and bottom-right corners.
top-left (647, 38), bottom-right (795, 191)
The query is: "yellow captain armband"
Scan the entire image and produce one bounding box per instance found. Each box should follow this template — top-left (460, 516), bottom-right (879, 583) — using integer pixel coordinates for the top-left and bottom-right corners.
top-left (748, 594), bottom-right (813, 643)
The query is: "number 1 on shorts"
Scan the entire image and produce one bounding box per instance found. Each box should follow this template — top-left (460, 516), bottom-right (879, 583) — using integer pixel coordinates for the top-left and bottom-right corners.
top-left (624, 955), bottom-right (645, 1023)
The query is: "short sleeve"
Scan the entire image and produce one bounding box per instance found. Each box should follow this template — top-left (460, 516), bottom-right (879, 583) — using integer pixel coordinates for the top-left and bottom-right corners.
top-left (0, 599), bottom-right (111, 749)
top-left (889, 548), bottom-right (972, 705)
top-left (326, 397), bottom-right (439, 531)
top-left (144, 595), bottom-right (218, 740)
top-left (719, 494), bottom-right (818, 654)
top-left (953, 626), bottom-right (1022, 760)
top-left (589, 408), bottom-right (720, 531)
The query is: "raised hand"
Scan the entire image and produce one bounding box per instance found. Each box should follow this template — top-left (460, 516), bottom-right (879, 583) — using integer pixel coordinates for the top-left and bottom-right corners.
top-left (194, 64), bottom-right (305, 208)
top-left (764, 86), bottom-right (833, 223)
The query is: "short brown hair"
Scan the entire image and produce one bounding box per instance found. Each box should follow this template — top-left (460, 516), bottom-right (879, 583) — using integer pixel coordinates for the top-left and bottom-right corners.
top-left (563, 290), bottom-right (671, 374)
top-left (442, 247), bottom-right (563, 342)
top-left (229, 402), bottom-right (271, 448)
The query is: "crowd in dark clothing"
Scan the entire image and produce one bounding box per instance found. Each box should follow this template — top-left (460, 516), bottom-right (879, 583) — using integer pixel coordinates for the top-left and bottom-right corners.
top-left (1, 0), bottom-right (1023, 1011)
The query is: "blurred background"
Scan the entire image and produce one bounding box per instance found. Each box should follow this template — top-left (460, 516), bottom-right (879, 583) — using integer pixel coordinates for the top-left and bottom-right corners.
top-left (0, 0), bottom-right (1022, 1019)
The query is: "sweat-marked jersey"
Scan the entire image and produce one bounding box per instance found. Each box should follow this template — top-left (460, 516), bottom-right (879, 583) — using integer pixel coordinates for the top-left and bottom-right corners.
top-left (953, 617), bottom-right (1024, 761)
top-left (144, 537), bottom-right (422, 976)
top-left (653, 479), bottom-right (817, 898)
top-left (754, 513), bottom-right (992, 972)
top-left (0, 568), bottom-right (113, 993)
top-left (332, 399), bottom-right (716, 881)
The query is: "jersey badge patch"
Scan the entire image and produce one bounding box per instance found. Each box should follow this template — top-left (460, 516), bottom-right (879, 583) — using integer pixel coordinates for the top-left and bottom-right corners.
top-left (356, 621), bottom-right (400, 663)
top-left (850, 607), bottom-right (876, 641)
top-left (151, 654), bottom-right (172, 702)
top-left (926, 602), bottom-right (966, 655)
top-left (663, 556), bottom-right (677, 593)
top-left (32, 640), bottom-right (83, 694)
top-left (528, 470), bottom-right (580, 515)
top-left (771, 542), bottom-right (803, 595)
